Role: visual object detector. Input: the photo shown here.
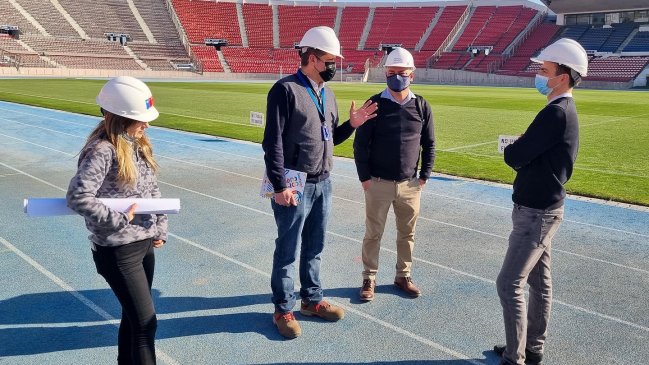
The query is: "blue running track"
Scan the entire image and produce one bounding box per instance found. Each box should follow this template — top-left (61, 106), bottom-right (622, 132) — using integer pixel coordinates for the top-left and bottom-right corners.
top-left (0, 100), bottom-right (647, 364)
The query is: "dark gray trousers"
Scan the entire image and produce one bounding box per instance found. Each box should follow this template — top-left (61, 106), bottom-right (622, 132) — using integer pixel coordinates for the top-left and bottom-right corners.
top-left (496, 204), bottom-right (564, 365)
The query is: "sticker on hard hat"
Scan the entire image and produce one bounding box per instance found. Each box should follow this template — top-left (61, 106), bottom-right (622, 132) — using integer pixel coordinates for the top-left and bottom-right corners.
top-left (145, 97), bottom-right (154, 110)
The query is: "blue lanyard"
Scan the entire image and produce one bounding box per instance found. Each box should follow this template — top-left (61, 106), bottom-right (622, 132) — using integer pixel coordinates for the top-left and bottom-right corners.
top-left (296, 70), bottom-right (326, 120)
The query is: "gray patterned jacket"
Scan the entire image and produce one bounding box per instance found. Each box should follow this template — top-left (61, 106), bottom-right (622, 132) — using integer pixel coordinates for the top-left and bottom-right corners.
top-left (66, 139), bottom-right (168, 247)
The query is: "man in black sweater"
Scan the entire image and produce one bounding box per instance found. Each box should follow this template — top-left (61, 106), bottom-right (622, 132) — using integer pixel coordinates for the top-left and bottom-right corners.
top-left (262, 26), bottom-right (377, 339)
top-left (353, 47), bottom-right (435, 302)
top-left (494, 38), bottom-right (588, 365)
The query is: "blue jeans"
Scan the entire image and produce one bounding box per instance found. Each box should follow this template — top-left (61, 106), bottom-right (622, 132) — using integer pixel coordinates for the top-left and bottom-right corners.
top-left (270, 178), bottom-right (332, 313)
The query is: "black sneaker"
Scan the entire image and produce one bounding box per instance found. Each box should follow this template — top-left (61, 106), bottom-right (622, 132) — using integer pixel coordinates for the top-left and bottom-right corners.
top-left (493, 345), bottom-right (543, 365)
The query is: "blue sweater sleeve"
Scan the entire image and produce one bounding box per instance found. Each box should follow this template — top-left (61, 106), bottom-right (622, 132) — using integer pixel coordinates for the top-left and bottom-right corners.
top-left (504, 105), bottom-right (566, 170)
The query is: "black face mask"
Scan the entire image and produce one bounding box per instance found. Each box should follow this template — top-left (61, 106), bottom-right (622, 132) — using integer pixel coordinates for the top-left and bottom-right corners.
top-left (318, 58), bottom-right (337, 82)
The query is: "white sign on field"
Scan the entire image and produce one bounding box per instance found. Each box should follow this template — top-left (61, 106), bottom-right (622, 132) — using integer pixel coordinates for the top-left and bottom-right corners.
top-left (498, 135), bottom-right (520, 153)
top-left (250, 111), bottom-right (264, 126)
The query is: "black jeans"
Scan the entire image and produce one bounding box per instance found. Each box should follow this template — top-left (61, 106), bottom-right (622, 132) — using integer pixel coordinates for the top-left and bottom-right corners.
top-left (93, 238), bottom-right (157, 365)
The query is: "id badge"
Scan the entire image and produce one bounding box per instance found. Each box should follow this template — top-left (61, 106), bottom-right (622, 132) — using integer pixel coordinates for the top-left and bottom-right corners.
top-left (322, 125), bottom-right (330, 141)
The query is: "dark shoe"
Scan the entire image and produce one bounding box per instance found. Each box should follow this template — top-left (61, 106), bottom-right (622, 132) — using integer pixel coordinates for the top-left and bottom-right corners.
top-left (359, 279), bottom-right (376, 301)
top-left (300, 299), bottom-right (345, 321)
top-left (394, 276), bottom-right (421, 297)
top-left (273, 311), bottom-right (301, 339)
top-left (493, 345), bottom-right (543, 365)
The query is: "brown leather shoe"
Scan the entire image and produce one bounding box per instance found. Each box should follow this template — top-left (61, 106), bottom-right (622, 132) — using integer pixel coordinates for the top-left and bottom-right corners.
top-left (273, 311), bottom-right (301, 339)
top-left (300, 300), bottom-right (345, 321)
top-left (394, 276), bottom-right (421, 297)
top-left (359, 279), bottom-right (376, 301)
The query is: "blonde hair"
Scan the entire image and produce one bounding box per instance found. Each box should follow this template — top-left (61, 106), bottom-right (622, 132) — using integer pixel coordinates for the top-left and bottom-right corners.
top-left (81, 112), bottom-right (158, 185)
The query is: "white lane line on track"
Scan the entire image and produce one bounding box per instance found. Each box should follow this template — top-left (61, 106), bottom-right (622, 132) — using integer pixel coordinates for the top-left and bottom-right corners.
top-left (0, 132), bottom-right (76, 156)
top-left (153, 158), bottom-right (649, 274)
top-left (0, 236), bottom-right (181, 365)
top-left (3, 157), bottom-right (649, 336)
top-left (11, 108), bottom-right (649, 244)
top-left (0, 106), bottom-right (263, 161)
top-left (2, 118), bottom-right (647, 271)
top-left (168, 233), bottom-right (483, 364)
top-left (0, 173), bottom-right (23, 178)
top-left (2, 198), bottom-right (482, 363)
top-left (162, 190), bottom-right (649, 334)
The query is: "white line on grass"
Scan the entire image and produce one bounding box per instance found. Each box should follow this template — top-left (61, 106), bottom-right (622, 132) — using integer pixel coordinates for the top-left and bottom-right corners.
top-left (0, 236), bottom-right (181, 365)
top-left (3, 104), bottom-right (649, 185)
top-left (0, 94), bottom-right (256, 127)
top-left (441, 141), bottom-right (496, 152)
top-left (580, 112), bottom-right (649, 128)
top-left (0, 92), bottom-right (96, 105)
top-left (437, 112), bottom-right (649, 153)
top-left (3, 158), bottom-right (649, 338)
top-left (4, 103), bottom-right (649, 180)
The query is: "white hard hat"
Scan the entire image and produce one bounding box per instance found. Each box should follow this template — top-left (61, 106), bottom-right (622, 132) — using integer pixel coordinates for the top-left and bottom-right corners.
top-left (531, 38), bottom-right (588, 77)
top-left (298, 26), bottom-right (343, 58)
top-left (384, 47), bottom-right (415, 69)
top-left (96, 76), bottom-right (159, 123)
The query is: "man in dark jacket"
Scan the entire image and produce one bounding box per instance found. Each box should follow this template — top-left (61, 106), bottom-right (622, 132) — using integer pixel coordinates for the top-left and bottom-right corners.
top-left (494, 38), bottom-right (589, 365)
top-left (262, 26), bottom-right (377, 339)
top-left (353, 47), bottom-right (435, 302)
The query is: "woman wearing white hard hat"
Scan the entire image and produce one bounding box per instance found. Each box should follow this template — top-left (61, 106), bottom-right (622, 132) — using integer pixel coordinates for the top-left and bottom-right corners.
top-left (67, 76), bottom-right (166, 364)
top-left (494, 38), bottom-right (588, 365)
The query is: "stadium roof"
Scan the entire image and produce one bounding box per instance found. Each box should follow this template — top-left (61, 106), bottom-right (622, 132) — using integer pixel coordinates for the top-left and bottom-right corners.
top-left (541, 0), bottom-right (649, 14)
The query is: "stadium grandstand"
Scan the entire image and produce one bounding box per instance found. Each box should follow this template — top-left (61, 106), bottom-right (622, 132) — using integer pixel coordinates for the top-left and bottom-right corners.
top-left (0, 0), bottom-right (648, 88)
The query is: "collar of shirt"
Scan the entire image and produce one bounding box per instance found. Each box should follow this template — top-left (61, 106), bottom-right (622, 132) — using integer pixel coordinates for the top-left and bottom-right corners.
top-left (381, 88), bottom-right (415, 105)
top-left (548, 92), bottom-right (572, 105)
top-left (305, 74), bottom-right (324, 98)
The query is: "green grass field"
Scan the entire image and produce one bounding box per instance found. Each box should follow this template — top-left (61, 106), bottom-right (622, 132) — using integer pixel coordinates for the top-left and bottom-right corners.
top-left (0, 78), bottom-right (647, 206)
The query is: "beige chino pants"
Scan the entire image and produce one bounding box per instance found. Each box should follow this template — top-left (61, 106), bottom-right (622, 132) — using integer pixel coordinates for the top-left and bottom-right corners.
top-left (362, 177), bottom-right (422, 280)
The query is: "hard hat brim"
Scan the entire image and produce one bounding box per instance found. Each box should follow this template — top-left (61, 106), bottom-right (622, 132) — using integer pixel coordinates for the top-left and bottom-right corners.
top-left (297, 45), bottom-right (343, 58)
top-left (530, 57), bottom-right (588, 77)
top-left (384, 63), bottom-right (416, 70)
top-left (99, 103), bottom-right (159, 123)
top-left (138, 107), bottom-right (159, 123)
